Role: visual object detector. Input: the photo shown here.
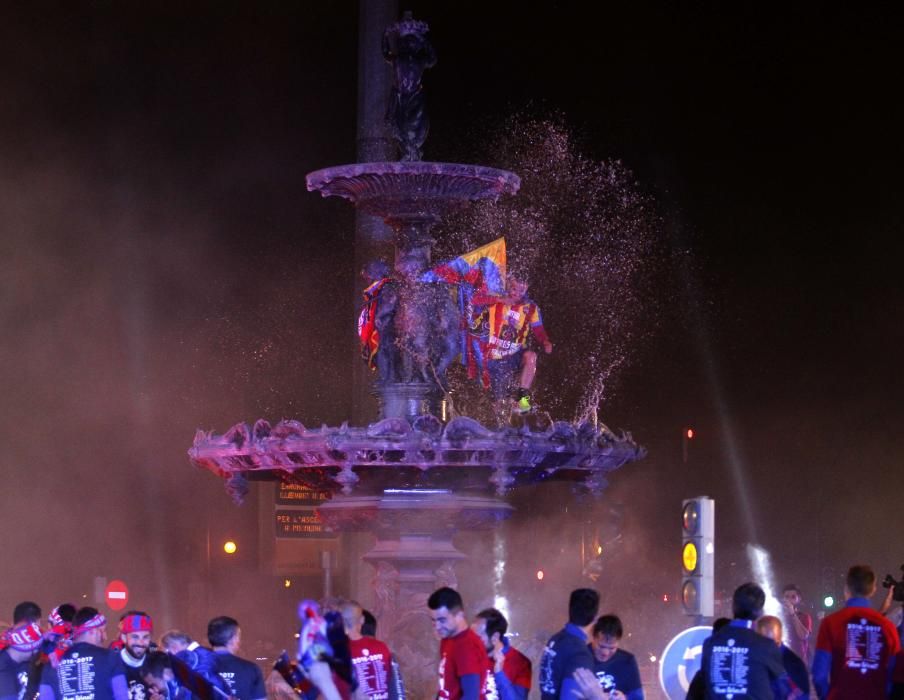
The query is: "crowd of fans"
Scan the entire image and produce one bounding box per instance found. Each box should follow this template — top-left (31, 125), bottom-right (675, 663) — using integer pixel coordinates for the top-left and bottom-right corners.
top-left (2, 563), bottom-right (903, 700)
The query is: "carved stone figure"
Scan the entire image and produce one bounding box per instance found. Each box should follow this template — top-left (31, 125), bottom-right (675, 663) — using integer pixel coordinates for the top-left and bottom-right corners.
top-left (393, 280), bottom-right (460, 389)
top-left (433, 561), bottom-right (458, 589)
top-left (373, 561), bottom-right (399, 622)
top-left (373, 282), bottom-right (401, 383)
top-left (382, 12), bottom-right (436, 161)
top-left (360, 260), bottom-right (401, 384)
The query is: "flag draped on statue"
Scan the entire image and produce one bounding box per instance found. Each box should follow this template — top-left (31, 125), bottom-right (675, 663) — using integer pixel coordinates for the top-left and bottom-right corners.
top-left (422, 237), bottom-right (507, 386)
top-left (358, 277), bottom-right (390, 369)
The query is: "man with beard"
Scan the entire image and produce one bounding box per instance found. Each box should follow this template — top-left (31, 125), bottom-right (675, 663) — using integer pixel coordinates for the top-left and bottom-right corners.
top-left (780, 585), bottom-right (812, 663)
top-left (471, 608), bottom-right (531, 700)
top-left (0, 621), bottom-right (43, 700)
top-left (427, 588), bottom-right (487, 700)
top-left (39, 607), bottom-right (128, 700)
top-left (116, 613), bottom-right (154, 700)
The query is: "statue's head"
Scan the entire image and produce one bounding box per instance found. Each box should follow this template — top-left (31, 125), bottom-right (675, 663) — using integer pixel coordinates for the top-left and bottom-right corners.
top-left (395, 254), bottom-right (424, 280)
top-left (362, 259), bottom-right (391, 282)
top-left (395, 11), bottom-right (429, 38)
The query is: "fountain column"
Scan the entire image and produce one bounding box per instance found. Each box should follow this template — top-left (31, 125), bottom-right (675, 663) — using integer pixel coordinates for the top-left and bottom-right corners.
top-left (353, 0), bottom-right (398, 424)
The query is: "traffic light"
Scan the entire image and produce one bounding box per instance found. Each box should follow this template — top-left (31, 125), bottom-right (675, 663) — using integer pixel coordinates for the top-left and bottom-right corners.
top-left (681, 497), bottom-right (714, 616)
top-left (682, 428), bottom-right (695, 463)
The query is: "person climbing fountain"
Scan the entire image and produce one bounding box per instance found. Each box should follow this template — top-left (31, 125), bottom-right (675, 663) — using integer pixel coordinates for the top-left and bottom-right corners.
top-left (471, 275), bottom-right (553, 418)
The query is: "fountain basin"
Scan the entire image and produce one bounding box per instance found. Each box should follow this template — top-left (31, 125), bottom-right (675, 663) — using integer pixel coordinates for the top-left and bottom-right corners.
top-left (188, 416), bottom-right (645, 502)
top-left (306, 161), bottom-right (520, 224)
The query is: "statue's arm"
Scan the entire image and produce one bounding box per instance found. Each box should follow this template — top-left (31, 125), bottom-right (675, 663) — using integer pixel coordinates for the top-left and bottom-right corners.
top-left (382, 30), bottom-right (395, 61)
top-left (423, 41), bottom-right (437, 68)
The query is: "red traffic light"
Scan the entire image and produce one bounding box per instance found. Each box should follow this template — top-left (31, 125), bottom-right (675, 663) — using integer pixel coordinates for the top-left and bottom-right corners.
top-left (686, 428), bottom-right (695, 439)
top-left (682, 501), bottom-right (700, 535)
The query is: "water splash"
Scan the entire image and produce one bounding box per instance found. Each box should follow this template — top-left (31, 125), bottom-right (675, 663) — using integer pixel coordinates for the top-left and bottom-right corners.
top-left (492, 529), bottom-right (509, 623)
top-left (746, 544), bottom-right (784, 628)
top-left (436, 116), bottom-right (666, 419)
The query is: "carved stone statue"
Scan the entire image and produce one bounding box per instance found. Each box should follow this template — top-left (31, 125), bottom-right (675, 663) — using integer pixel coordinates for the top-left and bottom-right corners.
top-left (373, 561), bottom-right (400, 622)
top-left (359, 260), bottom-right (400, 384)
top-left (361, 255), bottom-right (460, 392)
top-left (382, 12), bottom-right (436, 161)
top-left (433, 561), bottom-right (458, 589)
top-left (394, 279), bottom-right (460, 389)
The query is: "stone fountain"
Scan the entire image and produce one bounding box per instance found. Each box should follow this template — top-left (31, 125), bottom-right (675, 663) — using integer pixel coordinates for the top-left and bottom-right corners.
top-left (189, 11), bottom-right (644, 695)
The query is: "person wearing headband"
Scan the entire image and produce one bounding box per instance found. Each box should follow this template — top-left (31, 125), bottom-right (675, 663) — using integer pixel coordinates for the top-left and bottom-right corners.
top-left (16, 604), bottom-right (77, 700)
top-left (42, 605), bottom-right (76, 661)
top-left (0, 621), bottom-right (43, 700)
top-left (39, 607), bottom-right (128, 700)
top-left (116, 612), bottom-right (154, 700)
top-left (0, 603), bottom-right (43, 654)
top-left (48, 605), bottom-right (76, 644)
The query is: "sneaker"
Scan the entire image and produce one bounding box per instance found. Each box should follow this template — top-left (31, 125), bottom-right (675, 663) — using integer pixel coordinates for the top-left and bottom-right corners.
top-left (515, 395), bottom-right (532, 414)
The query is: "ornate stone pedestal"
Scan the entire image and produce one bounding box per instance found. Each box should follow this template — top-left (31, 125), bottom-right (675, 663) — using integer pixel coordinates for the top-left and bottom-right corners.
top-left (376, 382), bottom-right (446, 422)
top-left (317, 490), bottom-right (512, 697)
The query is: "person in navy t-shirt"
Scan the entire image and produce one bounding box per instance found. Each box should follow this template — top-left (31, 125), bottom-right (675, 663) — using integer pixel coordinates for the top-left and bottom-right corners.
top-left (589, 615), bottom-right (643, 700)
top-left (700, 583), bottom-right (787, 700)
top-left (39, 607), bottom-right (129, 700)
top-left (538, 588), bottom-right (600, 700)
top-left (207, 617), bottom-right (265, 700)
top-left (115, 611), bottom-right (154, 700)
top-left (0, 621), bottom-right (43, 700)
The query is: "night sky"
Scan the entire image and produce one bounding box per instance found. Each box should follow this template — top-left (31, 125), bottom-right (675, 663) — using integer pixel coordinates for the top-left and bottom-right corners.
top-left (1, 1), bottom-right (901, 647)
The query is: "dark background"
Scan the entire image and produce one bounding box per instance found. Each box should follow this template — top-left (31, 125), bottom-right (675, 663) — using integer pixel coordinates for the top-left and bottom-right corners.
top-left (1, 0), bottom-right (901, 668)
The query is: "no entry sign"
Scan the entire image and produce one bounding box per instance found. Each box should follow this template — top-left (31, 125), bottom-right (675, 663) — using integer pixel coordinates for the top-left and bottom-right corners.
top-left (104, 579), bottom-right (129, 611)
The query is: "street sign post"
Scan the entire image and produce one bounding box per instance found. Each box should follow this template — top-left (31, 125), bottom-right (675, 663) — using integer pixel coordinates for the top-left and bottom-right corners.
top-left (659, 625), bottom-right (712, 700)
top-left (104, 579), bottom-right (129, 611)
